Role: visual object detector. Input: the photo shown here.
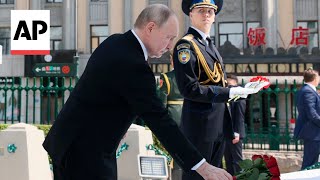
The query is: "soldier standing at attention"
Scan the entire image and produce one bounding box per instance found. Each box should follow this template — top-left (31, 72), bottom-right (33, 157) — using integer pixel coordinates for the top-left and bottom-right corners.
top-left (159, 51), bottom-right (184, 126)
top-left (173, 0), bottom-right (257, 179)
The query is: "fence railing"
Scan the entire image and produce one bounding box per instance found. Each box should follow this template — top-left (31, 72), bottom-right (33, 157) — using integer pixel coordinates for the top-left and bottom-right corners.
top-left (241, 79), bottom-right (311, 151)
top-left (0, 77), bottom-right (77, 124)
top-left (1, 76), bottom-right (317, 151)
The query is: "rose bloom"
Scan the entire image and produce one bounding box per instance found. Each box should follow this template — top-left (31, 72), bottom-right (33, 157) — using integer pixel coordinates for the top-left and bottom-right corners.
top-left (252, 155), bottom-right (280, 180)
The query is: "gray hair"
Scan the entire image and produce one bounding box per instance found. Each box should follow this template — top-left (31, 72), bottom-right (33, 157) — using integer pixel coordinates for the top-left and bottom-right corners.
top-left (134, 4), bottom-right (176, 29)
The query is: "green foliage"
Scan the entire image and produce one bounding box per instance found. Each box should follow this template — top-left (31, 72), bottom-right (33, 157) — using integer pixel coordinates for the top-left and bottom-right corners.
top-left (236, 158), bottom-right (271, 180)
top-left (35, 125), bottom-right (51, 136)
top-left (239, 159), bottom-right (253, 169)
top-left (152, 133), bottom-right (171, 159)
top-left (0, 124), bottom-right (9, 131)
top-left (144, 126), bottom-right (172, 161)
top-left (0, 124), bottom-right (51, 135)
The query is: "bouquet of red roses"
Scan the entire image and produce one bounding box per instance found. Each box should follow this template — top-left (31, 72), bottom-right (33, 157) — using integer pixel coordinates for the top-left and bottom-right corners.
top-left (233, 155), bottom-right (280, 180)
top-left (246, 76), bottom-right (271, 90)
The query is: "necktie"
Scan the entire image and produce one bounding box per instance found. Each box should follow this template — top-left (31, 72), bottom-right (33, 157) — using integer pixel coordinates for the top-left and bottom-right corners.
top-left (206, 37), bottom-right (219, 60)
top-left (206, 37), bottom-right (214, 50)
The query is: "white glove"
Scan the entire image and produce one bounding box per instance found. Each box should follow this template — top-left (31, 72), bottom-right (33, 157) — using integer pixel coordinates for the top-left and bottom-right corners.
top-left (229, 86), bottom-right (256, 99)
top-left (244, 81), bottom-right (270, 93)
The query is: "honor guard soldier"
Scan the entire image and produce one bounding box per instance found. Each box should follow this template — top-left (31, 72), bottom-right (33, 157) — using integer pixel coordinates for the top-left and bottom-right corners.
top-left (159, 52), bottom-right (184, 126)
top-left (173, 0), bottom-right (257, 179)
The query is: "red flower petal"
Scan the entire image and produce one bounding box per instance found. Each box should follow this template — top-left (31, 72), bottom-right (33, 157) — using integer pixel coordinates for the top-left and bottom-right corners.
top-left (252, 155), bottom-right (263, 161)
top-left (267, 159), bottom-right (278, 168)
top-left (271, 177), bottom-right (280, 180)
top-left (264, 156), bottom-right (281, 176)
top-left (249, 76), bottom-right (270, 89)
top-left (269, 166), bottom-right (281, 176)
top-left (263, 155), bottom-right (270, 162)
top-left (233, 176), bottom-right (237, 180)
top-left (250, 77), bottom-right (259, 82)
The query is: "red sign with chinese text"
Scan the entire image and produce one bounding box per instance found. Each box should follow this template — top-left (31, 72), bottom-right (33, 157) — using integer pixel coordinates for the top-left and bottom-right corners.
top-left (290, 26), bottom-right (309, 46)
top-left (248, 27), bottom-right (266, 46)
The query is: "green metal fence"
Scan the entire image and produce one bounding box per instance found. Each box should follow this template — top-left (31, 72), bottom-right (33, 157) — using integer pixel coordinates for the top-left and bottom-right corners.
top-left (1, 76), bottom-right (317, 151)
top-left (0, 77), bottom-right (77, 124)
top-left (242, 79), bottom-right (304, 151)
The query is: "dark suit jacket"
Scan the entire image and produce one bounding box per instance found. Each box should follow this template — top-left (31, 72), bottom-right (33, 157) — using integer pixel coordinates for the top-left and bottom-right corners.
top-left (43, 30), bottom-right (203, 176)
top-left (229, 86), bottom-right (246, 139)
top-left (173, 28), bottom-right (233, 142)
top-left (294, 84), bottom-right (320, 141)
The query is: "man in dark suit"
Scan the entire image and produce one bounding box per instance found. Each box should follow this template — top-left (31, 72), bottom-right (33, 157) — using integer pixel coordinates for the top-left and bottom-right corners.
top-left (173, 1), bottom-right (257, 179)
top-left (43, 4), bottom-right (232, 180)
top-left (224, 74), bottom-right (246, 175)
top-left (159, 52), bottom-right (184, 178)
top-left (294, 67), bottom-right (320, 170)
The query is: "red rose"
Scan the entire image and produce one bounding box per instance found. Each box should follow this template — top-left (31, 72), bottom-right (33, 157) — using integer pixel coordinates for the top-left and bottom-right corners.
top-left (232, 176), bottom-right (237, 180)
top-left (252, 154), bottom-right (263, 161)
top-left (253, 155), bottom-right (280, 179)
top-left (249, 76), bottom-right (270, 89)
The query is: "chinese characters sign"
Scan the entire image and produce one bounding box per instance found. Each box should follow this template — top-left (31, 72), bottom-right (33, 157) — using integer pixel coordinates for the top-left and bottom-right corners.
top-left (290, 26), bottom-right (309, 46)
top-left (248, 28), bottom-right (266, 46)
top-left (247, 26), bottom-right (309, 46)
top-left (32, 63), bottom-right (76, 77)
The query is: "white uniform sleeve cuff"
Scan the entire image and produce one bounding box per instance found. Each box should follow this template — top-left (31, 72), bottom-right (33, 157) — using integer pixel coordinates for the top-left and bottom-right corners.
top-left (234, 132), bottom-right (240, 137)
top-left (191, 158), bottom-right (206, 170)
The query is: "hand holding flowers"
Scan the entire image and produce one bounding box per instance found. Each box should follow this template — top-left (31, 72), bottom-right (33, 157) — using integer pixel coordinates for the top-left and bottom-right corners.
top-left (228, 76), bottom-right (270, 102)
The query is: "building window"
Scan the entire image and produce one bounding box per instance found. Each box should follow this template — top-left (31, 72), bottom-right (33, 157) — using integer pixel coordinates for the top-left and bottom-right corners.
top-left (0, 28), bottom-right (10, 54)
top-left (46, 0), bottom-right (62, 3)
top-left (297, 21), bottom-right (318, 49)
top-left (148, 0), bottom-right (169, 6)
top-left (219, 23), bottom-right (243, 48)
top-left (91, 25), bottom-right (108, 53)
top-left (247, 22), bottom-right (261, 47)
top-left (50, 26), bottom-right (62, 50)
top-left (0, 0), bottom-right (14, 4)
top-left (210, 23), bottom-right (215, 42)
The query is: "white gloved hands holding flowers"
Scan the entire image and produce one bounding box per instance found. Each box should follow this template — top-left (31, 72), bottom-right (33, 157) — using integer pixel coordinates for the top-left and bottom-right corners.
top-left (229, 86), bottom-right (256, 99)
top-left (229, 76), bottom-right (271, 101)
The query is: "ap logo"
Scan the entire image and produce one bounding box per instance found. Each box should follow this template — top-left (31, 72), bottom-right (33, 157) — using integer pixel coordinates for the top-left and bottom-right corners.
top-left (11, 10), bottom-right (50, 55)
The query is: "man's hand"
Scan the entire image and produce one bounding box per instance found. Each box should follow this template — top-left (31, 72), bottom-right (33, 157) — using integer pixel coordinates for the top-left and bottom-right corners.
top-left (232, 136), bottom-right (240, 144)
top-left (196, 162), bottom-right (232, 180)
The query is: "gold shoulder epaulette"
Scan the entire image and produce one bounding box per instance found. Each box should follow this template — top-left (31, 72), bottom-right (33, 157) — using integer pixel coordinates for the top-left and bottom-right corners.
top-left (161, 73), bottom-right (171, 95)
top-left (182, 34), bottom-right (194, 41)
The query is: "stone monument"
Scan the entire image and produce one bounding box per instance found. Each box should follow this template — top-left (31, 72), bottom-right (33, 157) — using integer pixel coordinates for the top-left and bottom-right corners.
top-left (0, 123), bottom-right (52, 180)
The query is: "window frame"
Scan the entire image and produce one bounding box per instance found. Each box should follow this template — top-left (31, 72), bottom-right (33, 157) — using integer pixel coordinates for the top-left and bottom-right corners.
top-left (0, 0), bottom-right (14, 4)
top-left (218, 22), bottom-right (244, 48)
top-left (0, 27), bottom-right (11, 54)
top-left (50, 26), bottom-right (62, 50)
top-left (46, 0), bottom-right (63, 3)
top-left (90, 25), bottom-right (108, 53)
top-left (296, 21), bottom-right (319, 49)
